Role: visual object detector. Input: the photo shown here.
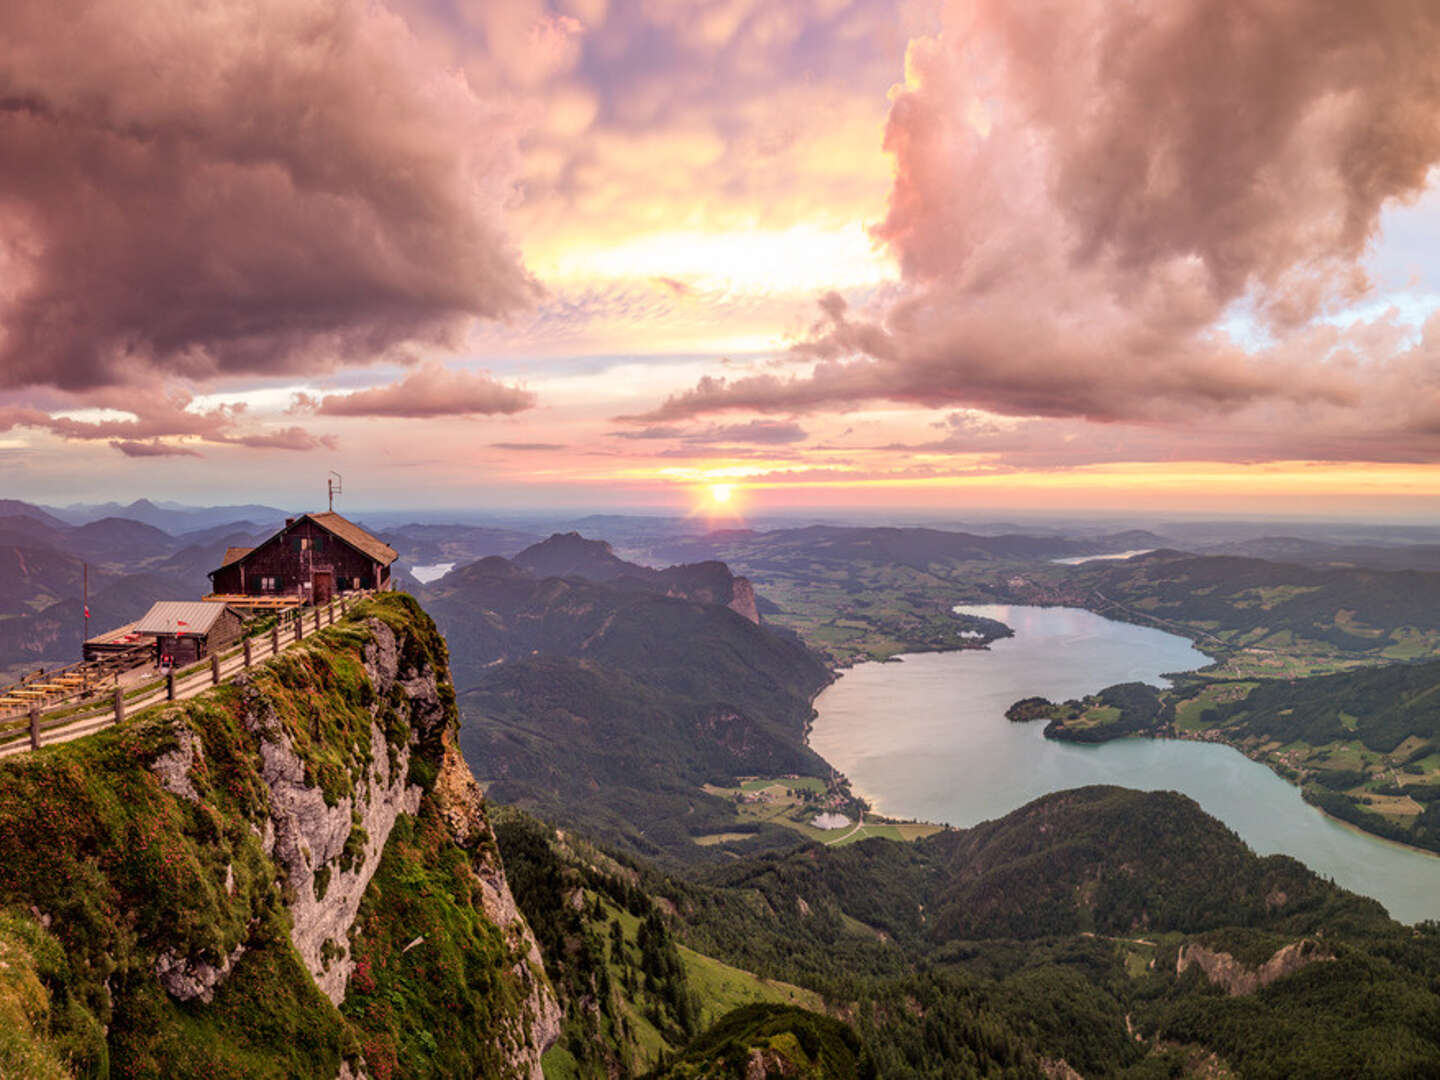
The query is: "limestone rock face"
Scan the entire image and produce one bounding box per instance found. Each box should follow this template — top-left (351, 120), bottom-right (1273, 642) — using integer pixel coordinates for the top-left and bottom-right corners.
top-left (433, 733), bottom-right (563, 1077)
top-left (728, 576), bottom-right (760, 625)
top-left (154, 940), bottom-right (246, 1004)
top-left (238, 616), bottom-right (425, 1004)
top-left (1176, 938), bottom-right (1332, 996)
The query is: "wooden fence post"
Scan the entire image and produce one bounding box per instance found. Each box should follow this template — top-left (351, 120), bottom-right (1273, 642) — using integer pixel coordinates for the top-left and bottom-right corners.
top-left (271, 625), bottom-right (280, 655)
top-left (243, 638), bottom-right (252, 667)
top-left (113, 685), bottom-right (125, 725)
top-left (28, 705), bottom-right (40, 751)
top-left (295, 612), bottom-right (304, 642)
top-left (339, 596), bottom-right (347, 616)
top-left (166, 672), bottom-right (176, 701)
top-left (326, 603), bottom-right (334, 626)
top-left (211, 654), bottom-right (222, 685)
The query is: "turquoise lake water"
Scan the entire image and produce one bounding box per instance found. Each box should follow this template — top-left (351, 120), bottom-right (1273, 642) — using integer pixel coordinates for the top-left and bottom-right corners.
top-left (809, 603), bottom-right (1440, 924)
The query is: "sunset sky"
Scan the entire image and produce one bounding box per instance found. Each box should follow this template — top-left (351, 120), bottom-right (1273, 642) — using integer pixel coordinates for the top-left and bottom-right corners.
top-left (4, 0), bottom-right (1440, 516)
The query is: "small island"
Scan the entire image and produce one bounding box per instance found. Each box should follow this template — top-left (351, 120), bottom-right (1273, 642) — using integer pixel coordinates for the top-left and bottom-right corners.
top-left (1004, 696), bottom-right (1056, 723)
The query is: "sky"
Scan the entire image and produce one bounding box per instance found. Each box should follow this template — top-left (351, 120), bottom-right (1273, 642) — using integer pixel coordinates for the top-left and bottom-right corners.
top-left (4, 0), bottom-right (1440, 518)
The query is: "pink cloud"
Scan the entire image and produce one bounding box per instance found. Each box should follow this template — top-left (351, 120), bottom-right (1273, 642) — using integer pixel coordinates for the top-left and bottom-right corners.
top-left (635, 1), bottom-right (1440, 462)
top-left (108, 439), bottom-right (203, 459)
top-left (309, 363), bottom-right (536, 418)
top-left (0, 387), bottom-right (336, 455)
top-left (0, 0), bottom-right (536, 393)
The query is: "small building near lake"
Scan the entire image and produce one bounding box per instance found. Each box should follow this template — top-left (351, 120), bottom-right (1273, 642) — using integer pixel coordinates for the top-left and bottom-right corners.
top-left (134, 601), bottom-right (245, 667)
top-left (207, 511), bottom-right (398, 604)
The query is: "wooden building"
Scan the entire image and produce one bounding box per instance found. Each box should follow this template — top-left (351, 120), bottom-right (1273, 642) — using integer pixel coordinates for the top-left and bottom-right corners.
top-left (207, 511), bottom-right (397, 604)
top-left (82, 619), bottom-right (147, 662)
top-left (135, 602), bottom-right (244, 666)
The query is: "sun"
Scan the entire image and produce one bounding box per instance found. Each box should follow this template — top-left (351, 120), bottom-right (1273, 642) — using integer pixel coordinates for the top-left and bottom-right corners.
top-left (709, 483), bottom-right (734, 505)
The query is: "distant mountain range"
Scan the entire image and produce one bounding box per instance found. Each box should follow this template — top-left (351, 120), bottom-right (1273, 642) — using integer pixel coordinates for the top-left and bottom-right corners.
top-left (41, 497), bottom-right (292, 533)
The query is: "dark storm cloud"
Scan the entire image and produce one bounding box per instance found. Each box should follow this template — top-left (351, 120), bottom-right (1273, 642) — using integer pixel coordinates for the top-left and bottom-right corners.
top-left (0, 0), bottom-right (537, 393)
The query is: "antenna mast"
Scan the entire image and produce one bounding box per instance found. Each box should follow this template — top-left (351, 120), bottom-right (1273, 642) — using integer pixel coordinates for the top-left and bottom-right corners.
top-left (328, 470), bottom-right (342, 512)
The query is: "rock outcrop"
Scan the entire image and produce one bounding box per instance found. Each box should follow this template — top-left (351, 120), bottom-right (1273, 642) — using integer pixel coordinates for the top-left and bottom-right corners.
top-left (1176, 939), bottom-right (1333, 995)
top-left (0, 592), bottom-right (560, 1078)
top-left (432, 733), bottom-right (564, 1077)
top-left (728, 576), bottom-right (760, 625)
top-left (239, 615), bottom-right (428, 1003)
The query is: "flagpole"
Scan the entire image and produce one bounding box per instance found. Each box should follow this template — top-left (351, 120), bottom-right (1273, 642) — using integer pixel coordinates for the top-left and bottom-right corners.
top-left (83, 562), bottom-right (89, 647)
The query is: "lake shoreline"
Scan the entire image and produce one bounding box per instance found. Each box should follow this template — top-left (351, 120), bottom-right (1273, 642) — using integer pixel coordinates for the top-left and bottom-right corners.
top-left (808, 604), bottom-right (1440, 924)
top-left (1044, 721), bottom-right (1440, 863)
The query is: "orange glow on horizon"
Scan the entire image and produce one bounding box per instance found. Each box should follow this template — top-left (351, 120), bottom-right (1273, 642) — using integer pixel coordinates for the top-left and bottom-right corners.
top-left (560, 458), bottom-right (1440, 516)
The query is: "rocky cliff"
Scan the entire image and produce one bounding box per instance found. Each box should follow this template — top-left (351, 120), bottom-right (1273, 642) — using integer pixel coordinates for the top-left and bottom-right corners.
top-left (1176, 939), bottom-right (1333, 996)
top-left (0, 592), bottom-right (558, 1078)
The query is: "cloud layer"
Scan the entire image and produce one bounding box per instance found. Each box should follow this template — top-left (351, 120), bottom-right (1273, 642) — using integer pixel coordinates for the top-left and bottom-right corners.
top-left (0, 0), bottom-right (536, 392)
top-left (639, 0), bottom-right (1440, 458)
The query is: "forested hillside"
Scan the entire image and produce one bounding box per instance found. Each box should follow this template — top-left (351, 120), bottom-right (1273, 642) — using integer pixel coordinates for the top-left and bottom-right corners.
top-left (496, 786), bottom-right (1440, 1079)
top-left (423, 545), bottom-right (837, 864)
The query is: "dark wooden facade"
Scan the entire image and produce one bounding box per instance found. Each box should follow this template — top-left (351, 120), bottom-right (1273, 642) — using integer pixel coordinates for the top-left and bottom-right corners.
top-left (208, 512), bottom-right (396, 602)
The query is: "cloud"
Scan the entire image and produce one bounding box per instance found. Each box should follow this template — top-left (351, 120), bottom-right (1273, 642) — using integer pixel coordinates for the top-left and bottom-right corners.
top-left (611, 424), bottom-right (690, 439)
top-left (226, 427), bottom-right (338, 451)
top-left (686, 419), bottom-right (809, 444)
top-left (490, 442), bottom-right (567, 451)
top-left (306, 363), bottom-right (536, 418)
top-left (0, 387), bottom-right (336, 455)
top-left (0, 0), bottom-right (537, 393)
top-left (109, 439), bottom-right (203, 459)
top-left (637, 1), bottom-right (1440, 458)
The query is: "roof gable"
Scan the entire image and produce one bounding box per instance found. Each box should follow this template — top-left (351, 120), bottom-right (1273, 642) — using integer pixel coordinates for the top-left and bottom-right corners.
top-left (305, 512), bottom-right (398, 565)
top-left (221, 546), bottom-right (254, 567)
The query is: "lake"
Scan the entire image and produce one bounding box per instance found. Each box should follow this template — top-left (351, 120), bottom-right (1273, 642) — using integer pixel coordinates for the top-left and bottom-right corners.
top-left (809, 603), bottom-right (1440, 924)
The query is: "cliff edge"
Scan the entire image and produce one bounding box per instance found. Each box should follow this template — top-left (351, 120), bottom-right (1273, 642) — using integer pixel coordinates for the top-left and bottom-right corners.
top-left (0, 592), bottom-right (558, 1079)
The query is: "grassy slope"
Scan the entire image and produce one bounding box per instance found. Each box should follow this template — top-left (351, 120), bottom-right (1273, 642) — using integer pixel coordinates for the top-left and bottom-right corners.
top-left (0, 593), bottom-right (541, 1078)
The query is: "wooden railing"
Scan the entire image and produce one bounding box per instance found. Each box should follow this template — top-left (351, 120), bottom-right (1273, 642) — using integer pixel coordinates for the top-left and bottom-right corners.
top-left (0, 591), bottom-right (374, 759)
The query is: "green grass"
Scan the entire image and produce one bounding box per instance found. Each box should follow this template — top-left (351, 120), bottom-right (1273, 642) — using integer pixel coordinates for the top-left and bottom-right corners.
top-left (0, 593), bottom-right (490, 1077)
top-left (676, 945), bottom-right (824, 1028)
top-left (826, 822), bottom-right (943, 846)
top-left (738, 775), bottom-right (826, 794)
top-left (541, 1044), bottom-right (582, 1079)
top-left (0, 913), bottom-right (80, 1080)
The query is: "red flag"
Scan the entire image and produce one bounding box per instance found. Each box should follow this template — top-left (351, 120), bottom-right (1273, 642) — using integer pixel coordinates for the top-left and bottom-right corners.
top-left (83, 605), bottom-right (90, 618)
top-left (176, 619), bottom-right (188, 628)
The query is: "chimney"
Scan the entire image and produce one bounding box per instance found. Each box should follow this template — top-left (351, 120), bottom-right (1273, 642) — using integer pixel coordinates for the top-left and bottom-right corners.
top-left (285, 517), bottom-right (295, 528)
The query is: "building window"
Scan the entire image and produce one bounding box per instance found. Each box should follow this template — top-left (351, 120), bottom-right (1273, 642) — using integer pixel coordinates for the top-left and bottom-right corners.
top-left (261, 576), bottom-right (276, 591)
top-left (313, 535), bottom-right (325, 553)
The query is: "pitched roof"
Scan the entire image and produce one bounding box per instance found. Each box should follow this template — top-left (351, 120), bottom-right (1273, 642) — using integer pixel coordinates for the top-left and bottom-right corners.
top-left (306, 512), bottom-right (398, 565)
top-left (221, 546), bottom-right (254, 567)
top-left (135, 601), bottom-right (238, 636)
